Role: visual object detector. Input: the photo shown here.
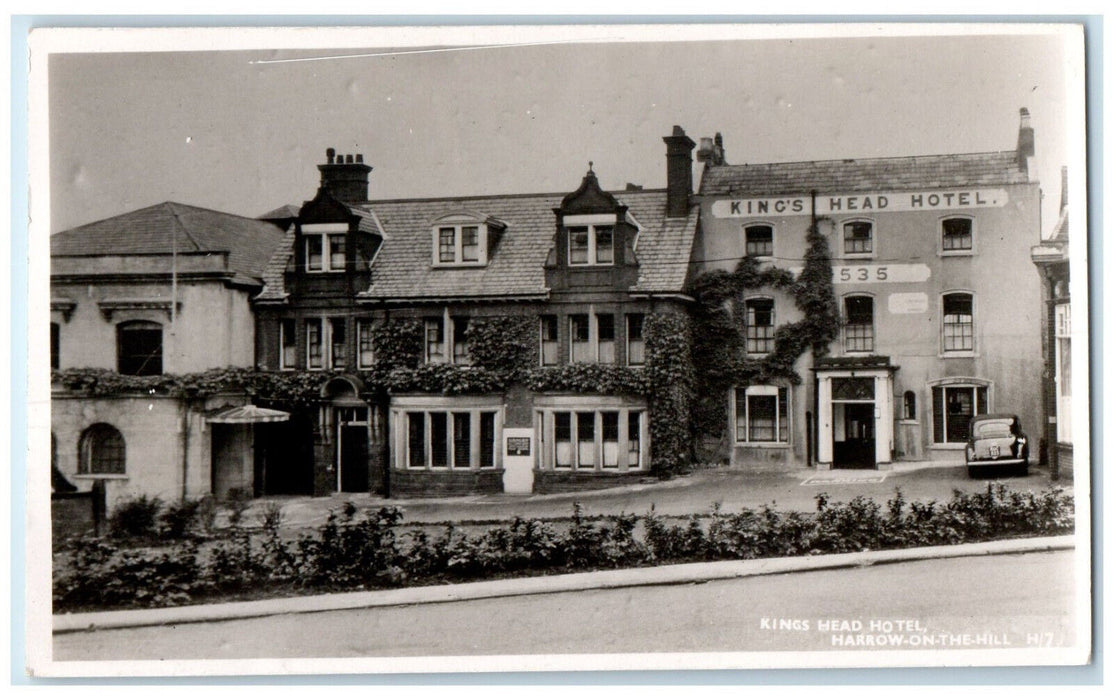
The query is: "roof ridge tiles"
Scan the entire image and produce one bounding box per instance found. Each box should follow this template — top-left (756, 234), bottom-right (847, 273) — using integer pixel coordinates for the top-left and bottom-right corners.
top-left (347, 187), bottom-right (670, 207)
top-left (713, 149), bottom-right (1018, 170)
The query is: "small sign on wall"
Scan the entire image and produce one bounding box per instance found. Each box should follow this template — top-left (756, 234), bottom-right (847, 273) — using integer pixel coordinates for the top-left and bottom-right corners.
top-left (888, 292), bottom-right (930, 314)
top-left (506, 436), bottom-right (531, 456)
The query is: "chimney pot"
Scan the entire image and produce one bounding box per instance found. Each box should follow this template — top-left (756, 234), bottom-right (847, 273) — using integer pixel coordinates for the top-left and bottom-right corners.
top-left (356, 154), bottom-right (363, 163)
top-left (345, 154), bottom-right (353, 164)
top-left (663, 126), bottom-right (696, 217)
top-left (326, 147), bottom-right (335, 164)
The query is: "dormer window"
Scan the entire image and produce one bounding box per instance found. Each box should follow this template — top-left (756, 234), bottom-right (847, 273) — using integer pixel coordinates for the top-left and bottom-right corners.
top-left (432, 214), bottom-right (501, 267)
top-left (568, 225), bottom-right (614, 266)
top-left (303, 223), bottom-right (348, 273)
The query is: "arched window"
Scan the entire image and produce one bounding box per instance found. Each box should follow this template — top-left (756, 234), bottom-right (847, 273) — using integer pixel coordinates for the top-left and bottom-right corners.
top-left (942, 293), bottom-right (974, 352)
top-left (116, 320), bottom-right (163, 375)
top-left (941, 217), bottom-right (974, 252)
top-left (843, 295), bottom-right (874, 352)
top-left (903, 391), bottom-right (917, 420)
top-left (78, 423), bottom-right (126, 475)
top-left (843, 221), bottom-right (873, 256)
top-left (744, 224), bottom-right (774, 257)
top-left (744, 298), bottom-right (775, 354)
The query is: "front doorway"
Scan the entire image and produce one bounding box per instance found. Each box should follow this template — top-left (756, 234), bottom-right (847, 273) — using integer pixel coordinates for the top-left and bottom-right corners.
top-left (336, 406), bottom-right (370, 493)
top-left (833, 402), bottom-right (876, 468)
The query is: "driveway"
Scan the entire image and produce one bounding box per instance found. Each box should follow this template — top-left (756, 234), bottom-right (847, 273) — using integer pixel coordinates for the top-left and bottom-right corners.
top-left (234, 461), bottom-right (1070, 531)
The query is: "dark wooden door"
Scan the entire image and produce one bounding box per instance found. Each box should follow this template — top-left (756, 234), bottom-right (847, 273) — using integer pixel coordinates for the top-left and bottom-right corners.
top-left (340, 425), bottom-right (369, 492)
top-left (838, 403), bottom-right (876, 469)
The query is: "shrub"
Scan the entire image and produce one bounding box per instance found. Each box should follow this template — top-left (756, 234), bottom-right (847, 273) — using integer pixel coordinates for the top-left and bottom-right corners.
top-left (257, 501), bottom-right (285, 531)
top-left (159, 498), bottom-right (206, 540)
top-left (107, 495), bottom-right (163, 540)
top-left (224, 487), bottom-right (253, 528)
top-left (53, 536), bottom-right (203, 610)
top-left (53, 486), bottom-right (1075, 614)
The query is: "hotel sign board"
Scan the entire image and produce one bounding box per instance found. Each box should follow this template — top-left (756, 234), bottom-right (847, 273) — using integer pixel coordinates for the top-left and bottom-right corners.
top-left (711, 188), bottom-right (1009, 219)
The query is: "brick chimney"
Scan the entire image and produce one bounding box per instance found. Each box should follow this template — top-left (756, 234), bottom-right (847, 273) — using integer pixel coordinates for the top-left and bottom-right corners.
top-left (1016, 108), bottom-right (1035, 175)
top-left (697, 132), bottom-right (726, 166)
top-left (663, 125), bottom-right (696, 218)
top-left (318, 147), bottom-right (372, 202)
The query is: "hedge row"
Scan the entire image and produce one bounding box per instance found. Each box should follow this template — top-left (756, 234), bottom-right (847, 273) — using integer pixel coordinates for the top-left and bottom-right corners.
top-left (53, 484), bottom-right (1074, 613)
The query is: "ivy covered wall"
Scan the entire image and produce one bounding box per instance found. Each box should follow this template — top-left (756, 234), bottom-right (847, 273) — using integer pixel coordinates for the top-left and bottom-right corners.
top-left (686, 220), bottom-right (840, 446)
top-left (53, 310), bottom-right (698, 478)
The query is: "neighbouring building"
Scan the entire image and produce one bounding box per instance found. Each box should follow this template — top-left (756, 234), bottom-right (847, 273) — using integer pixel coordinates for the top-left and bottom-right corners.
top-left (1031, 166), bottom-right (1073, 479)
top-left (251, 134), bottom-right (699, 497)
top-left (691, 108), bottom-right (1045, 470)
top-left (50, 203), bottom-right (286, 506)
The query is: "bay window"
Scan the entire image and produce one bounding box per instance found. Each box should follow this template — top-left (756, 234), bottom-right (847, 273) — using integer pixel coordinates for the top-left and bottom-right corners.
top-left (542, 407), bottom-right (646, 472)
top-left (932, 384), bottom-right (988, 444)
top-left (735, 385), bottom-right (790, 444)
top-left (400, 406), bottom-right (502, 470)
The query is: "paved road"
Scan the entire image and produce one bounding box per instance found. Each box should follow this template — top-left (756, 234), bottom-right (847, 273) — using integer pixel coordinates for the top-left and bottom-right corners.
top-left (237, 463), bottom-right (1069, 531)
top-left (55, 550), bottom-right (1076, 660)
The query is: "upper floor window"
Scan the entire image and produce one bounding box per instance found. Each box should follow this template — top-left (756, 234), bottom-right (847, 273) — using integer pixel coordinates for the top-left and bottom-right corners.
top-left (942, 293), bottom-right (974, 352)
top-left (357, 320), bottom-right (375, 369)
top-left (50, 322), bottom-right (60, 370)
top-left (279, 319), bottom-right (296, 370)
top-left (569, 313), bottom-right (616, 364)
top-left (568, 225), bottom-right (614, 266)
top-left (540, 315), bottom-right (559, 366)
top-left (570, 314), bottom-right (591, 362)
top-left (432, 218), bottom-right (491, 266)
top-left (330, 318), bottom-right (347, 369)
top-left (425, 317), bottom-right (445, 364)
top-left (843, 221), bottom-right (873, 256)
top-left (844, 296), bottom-right (875, 352)
top-left (436, 225), bottom-right (485, 266)
top-left (745, 298), bottom-right (775, 355)
top-left (451, 316), bottom-right (471, 365)
top-left (597, 314), bottom-right (616, 363)
top-left (744, 224), bottom-right (774, 257)
top-left (304, 224), bottom-right (348, 272)
top-left (78, 423), bottom-right (125, 475)
top-left (117, 321), bottom-right (162, 376)
top-left (423, 311), bottom-right (470, 365)
top-left (306, 319), bottom-right (324, 369)
top-left (941, 217), bottom-right (974, 253)
top-left (626, 314), bottom-right (645, 366)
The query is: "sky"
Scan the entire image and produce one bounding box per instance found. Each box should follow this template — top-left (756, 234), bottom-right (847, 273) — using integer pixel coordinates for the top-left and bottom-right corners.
top-left (44, 26), bottom-right (1082, 236)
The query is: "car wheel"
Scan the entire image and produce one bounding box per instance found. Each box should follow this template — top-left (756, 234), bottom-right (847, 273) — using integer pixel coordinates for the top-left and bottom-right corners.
top-left (1018, 460), bottom-right (1029, 477)
top-left (967, 464), bottom-right (978, 479)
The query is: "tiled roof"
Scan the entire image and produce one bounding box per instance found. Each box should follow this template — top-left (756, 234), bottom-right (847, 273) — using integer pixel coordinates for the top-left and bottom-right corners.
top-left (52, 202), bottom-right (286, 283)
top-left (258, 204), bottom-right (301, 220)
top-left (256, 190), bottom-right (698, 302)
top-left (700, 151), bottom-right (1030, 197)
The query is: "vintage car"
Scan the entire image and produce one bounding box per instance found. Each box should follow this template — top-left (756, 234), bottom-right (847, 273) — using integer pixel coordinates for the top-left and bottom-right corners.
top-left (965, 414), bottom-right (1030, 478)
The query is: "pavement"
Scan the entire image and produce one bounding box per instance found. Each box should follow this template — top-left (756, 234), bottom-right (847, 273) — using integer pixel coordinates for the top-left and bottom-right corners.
top-left (230, 460), bottom-right (1070, 530)
top-left (54, 534), bottom-right (1076, 634)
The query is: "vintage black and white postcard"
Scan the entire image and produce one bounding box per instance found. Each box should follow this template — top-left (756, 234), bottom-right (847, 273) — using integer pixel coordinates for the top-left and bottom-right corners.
top-left (24, 22), bottom-right (1091, 677)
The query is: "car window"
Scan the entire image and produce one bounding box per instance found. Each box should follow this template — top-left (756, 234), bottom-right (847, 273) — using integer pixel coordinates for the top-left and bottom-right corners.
top-left (972, 419), bottom-right (1014, 439)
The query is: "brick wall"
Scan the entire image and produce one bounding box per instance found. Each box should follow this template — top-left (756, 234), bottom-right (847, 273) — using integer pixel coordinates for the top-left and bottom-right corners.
top-left (532, 470), bottom-right (648, 494)
top-left (1056, 443), bottom-right (1073, 480)
top-left (391, 469), bottom-right (505, 498)
top-left (52, 491), bottom-right (100, 541)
